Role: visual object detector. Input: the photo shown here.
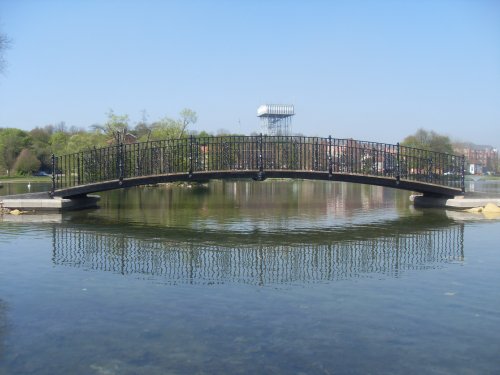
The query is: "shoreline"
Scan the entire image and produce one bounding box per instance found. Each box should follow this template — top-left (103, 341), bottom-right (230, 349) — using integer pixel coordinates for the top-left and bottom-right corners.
top-left (0, 177), bottom-right (52, 183)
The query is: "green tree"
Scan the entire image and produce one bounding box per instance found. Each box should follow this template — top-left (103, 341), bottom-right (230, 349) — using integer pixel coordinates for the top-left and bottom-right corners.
top-left (92, 110), bottom-right (130, 143)
top-left (401, 129), bottom-right (454, 154)
top-left (148, 109), bottom-right (198, 141)
top-left (179, 108), bottom-right (198, 138)
top-left (132, 109), bottom-right (152, 139)
top-left (0, 128), bottom-right (31, 176)
top-left (0, 143), bottom-right (5, 175)
top-left (12, 149), bottom-right (41, 176)
top-left (66, 131), bottom-right (107, 153)
top-left (49, 131), bottom-right (70, 156)
top-left (133, 122), bottom-right (152, 140)
top-left (30, 127), bottom-right (53, 171)
top-left (149, 117), bottom-right (184, 141)
top-left (195, 130), bottom-right (212, 139)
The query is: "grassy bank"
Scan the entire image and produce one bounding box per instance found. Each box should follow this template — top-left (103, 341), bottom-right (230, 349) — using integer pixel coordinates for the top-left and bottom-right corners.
top-left (0, 176), bottom-right (52, 183)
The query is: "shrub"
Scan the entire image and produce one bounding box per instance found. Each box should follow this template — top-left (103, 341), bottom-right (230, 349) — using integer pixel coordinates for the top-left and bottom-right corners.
top-left (13, 149), bottom-right (41, 176)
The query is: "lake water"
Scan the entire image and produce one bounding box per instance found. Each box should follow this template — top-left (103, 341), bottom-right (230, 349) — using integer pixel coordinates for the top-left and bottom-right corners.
top-left (1, 180), bottom-right (499, 374)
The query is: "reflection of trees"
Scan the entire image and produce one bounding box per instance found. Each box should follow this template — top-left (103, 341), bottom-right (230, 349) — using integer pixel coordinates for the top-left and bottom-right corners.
top-left (88, 180), bottom-right (411, 228)
top-left (52, 220), bottom-right (464, 286)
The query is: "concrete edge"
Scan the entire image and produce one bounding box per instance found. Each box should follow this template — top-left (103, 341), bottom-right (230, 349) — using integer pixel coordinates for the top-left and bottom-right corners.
top-left (1, 195), bottom-right (100, 212)
top-left (411, 194), bottom-right (500, 209)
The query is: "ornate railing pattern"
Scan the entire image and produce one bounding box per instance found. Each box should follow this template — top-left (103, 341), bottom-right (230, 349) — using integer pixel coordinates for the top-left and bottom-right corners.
top-left (52, 224), bottom-right (464, 285)
top-left (51, 135), bottom-right (465, 193)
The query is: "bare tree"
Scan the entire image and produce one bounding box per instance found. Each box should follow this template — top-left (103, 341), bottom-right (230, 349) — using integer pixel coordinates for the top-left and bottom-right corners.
top-left (179, 108), bottom-right (198, 138)
top-left (0, 31), bottom-right (10, 73)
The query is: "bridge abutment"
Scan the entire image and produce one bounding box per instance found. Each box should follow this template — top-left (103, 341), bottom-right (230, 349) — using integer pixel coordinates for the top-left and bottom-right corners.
top-left (411, 194), bottom-right (500, 209)
top-left (1, 194), bottom-right (100, 213)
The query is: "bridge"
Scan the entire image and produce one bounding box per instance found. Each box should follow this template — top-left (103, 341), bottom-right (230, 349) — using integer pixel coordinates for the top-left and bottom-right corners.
top-left (50, 135), bottom-right (465, 198)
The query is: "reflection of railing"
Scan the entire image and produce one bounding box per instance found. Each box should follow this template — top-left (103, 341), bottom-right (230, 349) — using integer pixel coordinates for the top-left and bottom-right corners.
top-left (52, 135), bottom-right (465, 195)
top-left (52, 224), bottom-right (464, 286)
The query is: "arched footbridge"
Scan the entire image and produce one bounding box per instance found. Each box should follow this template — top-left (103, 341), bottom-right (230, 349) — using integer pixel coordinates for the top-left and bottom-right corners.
top-left (50, 135), bottom-right (465, 198)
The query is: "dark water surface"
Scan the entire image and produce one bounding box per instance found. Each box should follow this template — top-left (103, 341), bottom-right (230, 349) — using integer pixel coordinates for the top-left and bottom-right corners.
top-left (1, 180), bottom-right (499, 374)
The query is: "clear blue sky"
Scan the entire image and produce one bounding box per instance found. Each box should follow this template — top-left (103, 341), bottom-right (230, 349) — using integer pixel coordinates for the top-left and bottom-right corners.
top-left (1, 0), bottom-right (499, 147)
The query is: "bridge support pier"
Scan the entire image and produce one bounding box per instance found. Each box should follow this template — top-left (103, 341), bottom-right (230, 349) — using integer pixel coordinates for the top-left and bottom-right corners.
top-left (253, 171), bottom-right (267, 181)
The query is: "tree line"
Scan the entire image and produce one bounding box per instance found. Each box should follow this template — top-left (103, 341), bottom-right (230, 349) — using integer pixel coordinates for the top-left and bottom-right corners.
top-left (401, 129), bottom-right (499, 174)
top-left (0, 116), bottom-right (461, 177)
top-left (0, 109), bottom-right (203, 176)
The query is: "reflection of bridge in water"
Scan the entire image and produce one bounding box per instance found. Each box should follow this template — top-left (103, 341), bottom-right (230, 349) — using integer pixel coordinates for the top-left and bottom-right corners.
top-left (52, 219), bottom-right (464, 285)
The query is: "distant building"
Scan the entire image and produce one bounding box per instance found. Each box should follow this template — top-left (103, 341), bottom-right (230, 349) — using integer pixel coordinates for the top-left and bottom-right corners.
top-left (454, 143), bottom-right (498, 174)
top-left (469, 164), bottom-right (482, 175)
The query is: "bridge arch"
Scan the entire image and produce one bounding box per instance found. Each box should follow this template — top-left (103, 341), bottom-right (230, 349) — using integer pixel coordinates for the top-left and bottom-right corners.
top-left (51, 135), bottom-right (465, 198)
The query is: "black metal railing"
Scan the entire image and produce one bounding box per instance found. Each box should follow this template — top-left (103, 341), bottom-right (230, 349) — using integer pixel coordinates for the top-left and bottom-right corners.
top-left (51, 135), bottom-right (465, 194)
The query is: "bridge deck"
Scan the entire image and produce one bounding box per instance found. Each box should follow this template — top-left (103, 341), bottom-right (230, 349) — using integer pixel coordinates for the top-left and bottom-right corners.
top-left (54, 169), bottom-right (462, 198)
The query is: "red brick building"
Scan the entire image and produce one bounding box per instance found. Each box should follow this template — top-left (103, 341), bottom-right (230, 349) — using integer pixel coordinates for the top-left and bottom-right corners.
top-left (453, 143), bottom-right (498, 174)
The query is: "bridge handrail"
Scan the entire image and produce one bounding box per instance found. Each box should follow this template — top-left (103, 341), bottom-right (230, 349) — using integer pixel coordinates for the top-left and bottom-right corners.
top-left (51, 135), bottom-right (465, 195)
top-left (51, 135), bottom-right (462, 159)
